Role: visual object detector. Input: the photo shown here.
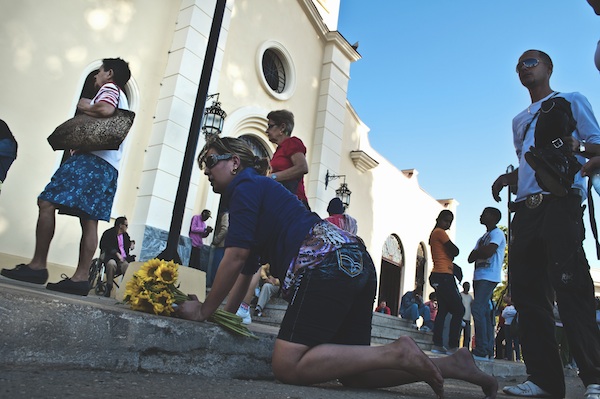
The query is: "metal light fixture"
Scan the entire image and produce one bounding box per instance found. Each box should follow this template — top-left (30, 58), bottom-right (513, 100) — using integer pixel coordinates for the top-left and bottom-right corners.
top-left (202, 93), bottom-right (227, 137)
top-left (335, 182), bottom-right (352, 209)
top-left (325, 170), bottom-right (352, 208)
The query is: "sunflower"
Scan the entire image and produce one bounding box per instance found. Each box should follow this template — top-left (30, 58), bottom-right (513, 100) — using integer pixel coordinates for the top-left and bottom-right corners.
top-left (123, 275), bottom-right (144, 302)
top-left (137, 258), bottom-right (163, 281)
top-left (131, 292), bottom-right (154, 314)
top-left (152, 290), bottom-right (174, 316)
top-left (155, 263), bottom-right (178, 284)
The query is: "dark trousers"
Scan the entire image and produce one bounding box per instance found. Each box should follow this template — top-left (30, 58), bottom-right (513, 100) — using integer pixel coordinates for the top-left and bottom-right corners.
top-left (504, 324), bottom-right (521, 361)
top-left (429, 272), bottom-right (465, 349)
top-left (189, 246), bottom-right (201, 270)
top-left (495, 325), bottom-right (506, 359)
top-left (461, 320), bottom-right (471, 349)
top-left (510, 194), bottom-right (600, 396)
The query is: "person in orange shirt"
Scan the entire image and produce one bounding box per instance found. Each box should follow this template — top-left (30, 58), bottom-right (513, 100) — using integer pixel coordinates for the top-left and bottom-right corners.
top-left (428, 210), bottom-right (465, 355)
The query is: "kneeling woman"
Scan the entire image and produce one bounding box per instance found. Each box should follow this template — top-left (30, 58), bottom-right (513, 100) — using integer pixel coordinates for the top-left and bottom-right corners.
top-left (177, 136), bottom-right (497, 399)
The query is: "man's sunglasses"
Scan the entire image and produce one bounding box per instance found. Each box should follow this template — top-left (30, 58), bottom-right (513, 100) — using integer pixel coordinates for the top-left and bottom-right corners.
top-left (202, 153), bottom-right (233, 169)
top-left (516, 58), bottom-right (540, 73)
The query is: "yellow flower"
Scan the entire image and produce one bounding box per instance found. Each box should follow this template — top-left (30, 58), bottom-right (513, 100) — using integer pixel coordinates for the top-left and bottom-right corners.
top-left (147, 282), bottom-right (168, 293)
top-left (123, 275), bottom-right (143, 302)
top-left (138, 258), bottom-right (163, 281)
top-left (131, 293), bottom-right (154, 313)
top-left (152, 302), bottom-right (167, 315)
top-left (155, 264), bottom-right (178, 284)
top-left (154, 290), bottom-right (174, 305)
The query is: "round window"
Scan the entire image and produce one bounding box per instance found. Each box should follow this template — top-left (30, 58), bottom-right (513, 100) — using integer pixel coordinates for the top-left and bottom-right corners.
top-left (256, 41), bottom-right (295, 100)
top-left (262, 49), bottom-right (286, 93)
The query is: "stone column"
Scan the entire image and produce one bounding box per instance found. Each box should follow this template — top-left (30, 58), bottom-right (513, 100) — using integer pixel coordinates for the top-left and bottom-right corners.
top-left (308, 32), bottom-right (360, 214)
top-left (132, 0), bottom-right (233, 262)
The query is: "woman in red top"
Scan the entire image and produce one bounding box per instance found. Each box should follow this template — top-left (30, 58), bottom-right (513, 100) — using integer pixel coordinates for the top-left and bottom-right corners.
top-left (265, 110), bottom-right (310, 209)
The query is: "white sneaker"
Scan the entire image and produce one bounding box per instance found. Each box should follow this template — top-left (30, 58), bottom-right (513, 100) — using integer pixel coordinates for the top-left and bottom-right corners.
top-left (502, 381), bottom-right (553, 397)
top-left (431, 345), bottom-right (447, 355)
top-left (446, 347), bottom-right (458, 355)
top-left (585, 384), bottom-right (600, 399)
top-left (236, 305), bottom-right (252, 325)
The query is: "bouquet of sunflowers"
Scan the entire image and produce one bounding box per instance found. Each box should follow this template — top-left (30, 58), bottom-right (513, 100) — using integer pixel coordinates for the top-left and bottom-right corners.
top-left (123, 258), bottom-right (256, 339)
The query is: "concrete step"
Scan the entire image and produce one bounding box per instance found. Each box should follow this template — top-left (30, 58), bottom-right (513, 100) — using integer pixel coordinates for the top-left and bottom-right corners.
top-left (250, 297), bottom-right (287, 327)
top-left (371, 312), bottom-right (433, 350)
top-left (247, 298), bottom-right (433, 351)
top-left (0, 278), bottom-right (537, 380)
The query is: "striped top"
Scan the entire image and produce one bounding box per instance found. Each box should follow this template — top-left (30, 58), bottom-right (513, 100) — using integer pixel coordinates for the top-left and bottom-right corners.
top-left (90, 82), bottom-right (129, 170)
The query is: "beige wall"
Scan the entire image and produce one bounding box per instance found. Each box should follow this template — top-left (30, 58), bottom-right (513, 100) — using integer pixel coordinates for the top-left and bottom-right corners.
top-left (0, 0), bottom-right (179, 266)
top-left (0, 0), bottom-right (454, 306)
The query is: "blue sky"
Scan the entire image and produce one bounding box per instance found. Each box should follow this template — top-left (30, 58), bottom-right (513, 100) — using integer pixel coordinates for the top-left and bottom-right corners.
top-left (338, 1), bottom-right (600, 283)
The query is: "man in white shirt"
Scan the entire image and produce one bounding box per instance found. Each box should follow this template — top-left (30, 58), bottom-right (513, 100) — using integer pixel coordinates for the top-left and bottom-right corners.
top-left (493, 49), bottom-right (600, 398)
top-left (468, 207), bottom-right (506, 361)
top-left (460, 281), bottom-right (473, 350)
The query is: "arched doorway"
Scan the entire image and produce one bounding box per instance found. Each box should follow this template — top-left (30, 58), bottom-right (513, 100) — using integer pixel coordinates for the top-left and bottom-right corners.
top-left (415, 242), bottom-right (427, 293)
top-left (378, 234), bottom-right (404, 316)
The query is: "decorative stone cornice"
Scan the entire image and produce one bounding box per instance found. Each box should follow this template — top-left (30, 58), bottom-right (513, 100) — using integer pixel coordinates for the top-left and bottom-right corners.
top-left (350, 150), bottom-right (379, 172)
top-left (298, 0), bottom-right (360, 62)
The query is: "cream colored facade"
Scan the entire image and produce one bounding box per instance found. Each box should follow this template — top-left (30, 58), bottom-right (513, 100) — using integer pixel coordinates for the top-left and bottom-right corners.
top-left (0, 0), bottom-right (458, 311)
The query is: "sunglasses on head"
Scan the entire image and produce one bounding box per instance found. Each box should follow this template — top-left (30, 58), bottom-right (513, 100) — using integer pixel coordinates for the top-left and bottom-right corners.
top-left (202, 153), bottom-right (233, 169)
top-left (516, 58), bottom-right (540, 73)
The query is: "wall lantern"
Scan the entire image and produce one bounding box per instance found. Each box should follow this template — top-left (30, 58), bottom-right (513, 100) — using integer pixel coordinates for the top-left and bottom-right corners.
top-left (202, 93), bottom-right (227, 137)
top-left (325, 170), bottom-right (352, 208)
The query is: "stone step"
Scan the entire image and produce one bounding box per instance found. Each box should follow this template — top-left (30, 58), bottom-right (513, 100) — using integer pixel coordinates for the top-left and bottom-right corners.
top-left (247, 298), bottom-right (433, 351)
top-left (0, 279), bottom-right (533, 379)
top-left (372, 312), bottom-right (416, 328)
top-left (371, 312), bottom-right (433, 350)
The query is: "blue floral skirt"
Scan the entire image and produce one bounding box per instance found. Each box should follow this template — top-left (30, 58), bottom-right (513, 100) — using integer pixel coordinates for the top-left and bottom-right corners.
top-left (38, 153), bottom-right (118, 221)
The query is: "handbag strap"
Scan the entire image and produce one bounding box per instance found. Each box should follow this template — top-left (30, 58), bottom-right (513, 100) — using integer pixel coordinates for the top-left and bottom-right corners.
top-left (523, 91), bottom-right (560, 141)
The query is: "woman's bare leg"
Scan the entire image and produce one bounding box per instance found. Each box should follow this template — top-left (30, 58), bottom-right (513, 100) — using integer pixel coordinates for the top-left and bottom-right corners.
top-left (272, 335), bottom-right (444, 398)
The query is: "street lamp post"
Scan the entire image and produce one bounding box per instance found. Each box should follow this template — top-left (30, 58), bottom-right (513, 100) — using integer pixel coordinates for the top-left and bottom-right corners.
top-left (157, 0), bottom-right (227, 263)
top-left (506, 164), bottom-right (514, 245)
top-left (505, 164), bottom-right (514, 294)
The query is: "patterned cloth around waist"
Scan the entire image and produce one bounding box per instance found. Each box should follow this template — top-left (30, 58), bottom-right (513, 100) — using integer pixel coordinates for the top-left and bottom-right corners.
top-left (281, 220), bottom-right (360, 299)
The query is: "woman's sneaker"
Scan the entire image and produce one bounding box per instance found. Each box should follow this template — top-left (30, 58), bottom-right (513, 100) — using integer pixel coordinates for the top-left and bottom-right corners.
top-left (431, 345), bottom-right (447, 355)
top-left (502, 381), bottom-right (553, 397)
top-left (236, 303), bottom-right (252, 325)
top-left (585, 384), bottom-right (600, 399)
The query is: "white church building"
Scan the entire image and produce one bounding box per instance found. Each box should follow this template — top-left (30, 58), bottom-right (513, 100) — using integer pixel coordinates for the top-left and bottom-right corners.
top-left (0, 0), bottom-right (462, 312)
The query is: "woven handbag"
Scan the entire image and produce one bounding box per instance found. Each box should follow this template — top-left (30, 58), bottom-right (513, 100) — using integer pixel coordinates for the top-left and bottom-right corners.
top-left (47, 108), bottom-right (135, 151)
